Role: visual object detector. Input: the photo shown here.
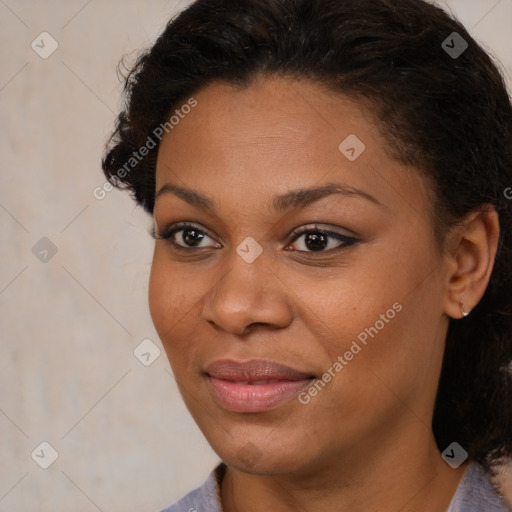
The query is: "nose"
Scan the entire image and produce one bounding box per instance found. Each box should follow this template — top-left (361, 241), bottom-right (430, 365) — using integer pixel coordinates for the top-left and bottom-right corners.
top-left (201, 249), bottom-right (294, 336)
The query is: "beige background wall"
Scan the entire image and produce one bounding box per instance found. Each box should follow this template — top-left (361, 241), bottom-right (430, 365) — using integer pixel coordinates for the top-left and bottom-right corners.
top-left (1, 1), bottom-right (511, 511)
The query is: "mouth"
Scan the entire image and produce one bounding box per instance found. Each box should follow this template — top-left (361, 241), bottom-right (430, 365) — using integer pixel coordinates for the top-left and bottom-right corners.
top-left (204, 359), bottom-right (315, 412)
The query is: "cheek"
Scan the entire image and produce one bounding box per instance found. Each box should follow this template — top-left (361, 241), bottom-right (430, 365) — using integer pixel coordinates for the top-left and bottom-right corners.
top-left (308, 237), bottom-right (441, 367)
top-left (148, 250), bottom-right (193, 357)
top-left (148, 250), bottom-right (172, 335)
top-left (148, 248), bottom-right (221, 386)
top-left (327, 258), bottom-right (444, 411)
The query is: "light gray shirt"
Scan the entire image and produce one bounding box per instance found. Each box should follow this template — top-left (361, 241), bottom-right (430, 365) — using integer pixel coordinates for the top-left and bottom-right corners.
top-left (159, 462), bottom-right (510, 512)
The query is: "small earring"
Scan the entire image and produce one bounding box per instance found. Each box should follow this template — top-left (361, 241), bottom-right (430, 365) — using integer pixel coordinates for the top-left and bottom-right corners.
top-left (459, 299), bottom-right (470, 318)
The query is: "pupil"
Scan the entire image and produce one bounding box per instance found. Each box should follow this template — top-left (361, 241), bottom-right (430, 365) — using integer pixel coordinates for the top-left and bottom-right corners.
top-left (306, 232), bottom-right (327, 251)
top-left (183, 229), bottom-right (204, 246)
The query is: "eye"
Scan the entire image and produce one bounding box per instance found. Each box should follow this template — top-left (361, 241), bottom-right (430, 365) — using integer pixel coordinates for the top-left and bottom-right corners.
top-left (286, 224), bottom-right (359, 253)
top-left (154, 222), bottom-right (220, 250)
top-left (153, 222), bottom-right (359, 254)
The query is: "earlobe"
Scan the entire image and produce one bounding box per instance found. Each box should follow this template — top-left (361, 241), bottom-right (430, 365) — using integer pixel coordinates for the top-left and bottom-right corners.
top-left (443, 205), bottom-right (500, 320)
top-left (459, 298), bottom-right (470, 318)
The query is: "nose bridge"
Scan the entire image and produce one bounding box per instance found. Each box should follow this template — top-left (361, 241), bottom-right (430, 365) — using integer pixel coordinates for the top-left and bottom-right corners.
top-left (202, 242), bottom-right (292, 334)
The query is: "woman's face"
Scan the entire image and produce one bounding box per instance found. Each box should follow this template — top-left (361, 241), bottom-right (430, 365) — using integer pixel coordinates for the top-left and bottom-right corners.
top-left (149, 77), bottom-right (452, 475)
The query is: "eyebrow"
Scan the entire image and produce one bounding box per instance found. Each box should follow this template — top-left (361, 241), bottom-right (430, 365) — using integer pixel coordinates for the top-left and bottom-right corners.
top-left (154, 181), bottom-right (383, 213)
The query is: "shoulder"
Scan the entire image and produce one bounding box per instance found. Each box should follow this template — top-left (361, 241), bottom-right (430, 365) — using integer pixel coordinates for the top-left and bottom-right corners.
top-left (158, 463), bottom-right (226, 512)
top-left (448, 462), bottom-right (510, 512)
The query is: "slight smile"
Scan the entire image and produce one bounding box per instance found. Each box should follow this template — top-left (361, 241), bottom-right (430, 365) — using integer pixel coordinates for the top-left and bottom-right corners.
top-left (204, 359), bottom-right (315, 413)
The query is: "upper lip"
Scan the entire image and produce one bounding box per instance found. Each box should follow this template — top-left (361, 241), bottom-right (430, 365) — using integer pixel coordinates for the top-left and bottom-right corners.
top-left (204, 359), bottom-right (314, 382)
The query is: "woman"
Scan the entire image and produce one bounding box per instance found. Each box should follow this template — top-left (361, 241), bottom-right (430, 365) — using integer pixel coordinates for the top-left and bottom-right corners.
top-left (102, 0), bottom-right (512, 510)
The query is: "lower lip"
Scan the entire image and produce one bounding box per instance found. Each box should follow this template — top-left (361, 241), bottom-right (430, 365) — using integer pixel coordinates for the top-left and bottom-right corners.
top-left (207, 376), bottom-right (312, 412)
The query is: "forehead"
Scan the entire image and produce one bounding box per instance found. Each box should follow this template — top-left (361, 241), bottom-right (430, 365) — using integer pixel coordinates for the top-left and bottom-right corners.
top-left (158, 77), bottom-right (374, 159)
top-left (155, 77), bottom-right (431, 222)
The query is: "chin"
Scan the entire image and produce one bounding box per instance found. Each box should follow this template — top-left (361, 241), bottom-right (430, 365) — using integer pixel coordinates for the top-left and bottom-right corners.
top-left (208, 428), bottom-right (319, 476)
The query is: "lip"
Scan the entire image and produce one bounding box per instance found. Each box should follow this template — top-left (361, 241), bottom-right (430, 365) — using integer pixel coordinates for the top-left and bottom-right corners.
top-left (204, 359), bottom-right (314, 413)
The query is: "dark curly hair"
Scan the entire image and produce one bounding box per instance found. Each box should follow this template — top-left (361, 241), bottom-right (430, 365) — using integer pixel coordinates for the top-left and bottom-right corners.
top-left (102, 0), bottom-right (512, 476)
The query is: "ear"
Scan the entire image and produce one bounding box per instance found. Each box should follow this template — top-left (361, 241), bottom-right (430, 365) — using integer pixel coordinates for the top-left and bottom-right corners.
top-left (443, 205), bottom-right (500, 319)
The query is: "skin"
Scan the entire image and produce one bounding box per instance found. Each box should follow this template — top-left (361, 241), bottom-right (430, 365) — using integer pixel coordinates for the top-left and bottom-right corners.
top-left (148, 76), bottom-right (500, 512)
top-left (499, 463), bottom-right (512, 504)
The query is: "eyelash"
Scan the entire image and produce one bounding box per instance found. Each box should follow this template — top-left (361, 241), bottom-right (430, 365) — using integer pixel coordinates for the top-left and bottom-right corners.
top-left (153, 222), bottom-right (359, 254)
